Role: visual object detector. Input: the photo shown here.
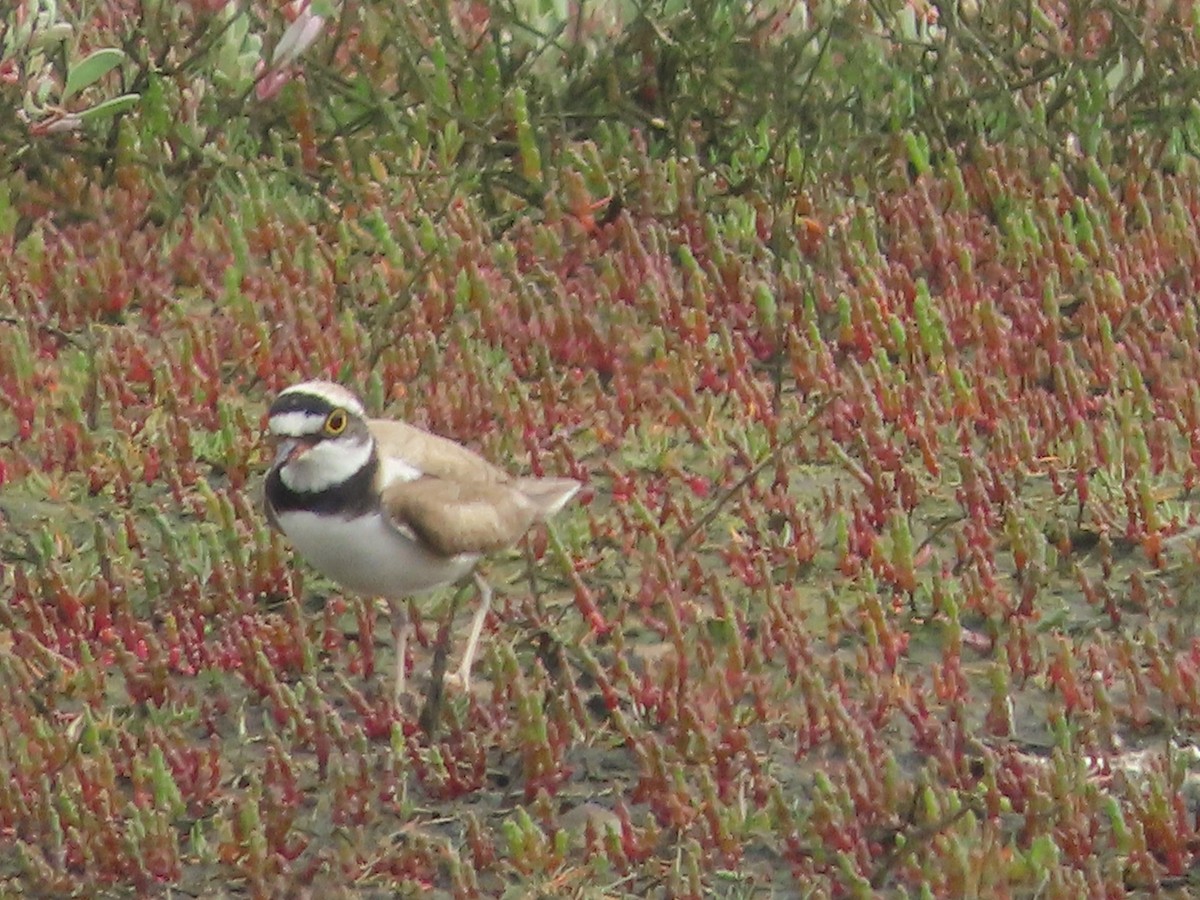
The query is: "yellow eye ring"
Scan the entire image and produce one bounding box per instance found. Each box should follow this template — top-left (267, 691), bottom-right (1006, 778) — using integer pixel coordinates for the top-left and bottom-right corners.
top-left (325, 409), bottom-right (348, 435)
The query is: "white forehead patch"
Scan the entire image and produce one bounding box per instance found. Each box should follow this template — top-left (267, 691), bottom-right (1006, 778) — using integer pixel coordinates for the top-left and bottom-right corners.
top-left (269, 410), bottom-right (326, 437)
top-left (279, 381), bottom-right (366, 417)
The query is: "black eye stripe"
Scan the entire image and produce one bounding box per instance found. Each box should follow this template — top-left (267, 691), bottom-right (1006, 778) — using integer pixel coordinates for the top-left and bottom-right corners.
top-left (269, 392), bottom-right (337, 417)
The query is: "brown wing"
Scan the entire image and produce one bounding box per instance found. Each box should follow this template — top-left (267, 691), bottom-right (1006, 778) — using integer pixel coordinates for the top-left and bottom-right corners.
top-left (381, 477), bottom-right (540, 557)
top-left (369, 419), bottom-right (510, 484)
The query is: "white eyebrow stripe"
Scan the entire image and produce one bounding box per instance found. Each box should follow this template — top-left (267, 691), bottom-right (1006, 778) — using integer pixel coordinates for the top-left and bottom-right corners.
top-left (269, 411), bottom-right (325, 437)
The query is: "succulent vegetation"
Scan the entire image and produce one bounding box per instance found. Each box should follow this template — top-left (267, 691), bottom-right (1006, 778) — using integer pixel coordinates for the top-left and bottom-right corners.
top-left (5, 0), bottom-right (1200, 895)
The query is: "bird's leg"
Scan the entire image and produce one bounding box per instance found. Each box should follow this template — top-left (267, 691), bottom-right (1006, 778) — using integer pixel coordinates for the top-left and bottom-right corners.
top-left (451, 572), bottom-right (493, 692)
top-left (387, 597), bottom-right (410, 703)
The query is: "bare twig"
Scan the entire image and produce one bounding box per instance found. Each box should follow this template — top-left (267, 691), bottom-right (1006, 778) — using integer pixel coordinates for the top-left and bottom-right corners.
top-left (673, 396), bottom-right (831, 554)
top-left (418, 583), bottom-right (466, 737)
top-left (0, 315), bottom-right (86, 348)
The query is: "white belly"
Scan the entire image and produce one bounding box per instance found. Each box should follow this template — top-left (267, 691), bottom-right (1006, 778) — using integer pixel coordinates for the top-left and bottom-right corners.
top-left (277, 510), bottom-right (479, 598)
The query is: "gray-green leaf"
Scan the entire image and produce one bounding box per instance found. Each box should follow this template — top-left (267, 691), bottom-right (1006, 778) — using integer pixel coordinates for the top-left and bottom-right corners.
top-left (63, 48), bottom-right (125, 102)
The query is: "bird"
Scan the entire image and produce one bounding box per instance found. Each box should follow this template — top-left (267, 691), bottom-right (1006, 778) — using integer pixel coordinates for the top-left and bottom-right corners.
top-left (262, 380), bottom-right (581, 702)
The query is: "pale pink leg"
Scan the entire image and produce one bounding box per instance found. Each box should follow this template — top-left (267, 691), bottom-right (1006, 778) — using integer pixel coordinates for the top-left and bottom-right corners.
top-left (388, 598), bottom-right (409, 702)
top-left (451, 573), bottom-right (492, 691)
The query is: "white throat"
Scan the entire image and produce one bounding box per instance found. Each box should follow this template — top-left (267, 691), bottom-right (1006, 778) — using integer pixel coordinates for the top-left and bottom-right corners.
top-left (280, 436), bottom-right (373, 493)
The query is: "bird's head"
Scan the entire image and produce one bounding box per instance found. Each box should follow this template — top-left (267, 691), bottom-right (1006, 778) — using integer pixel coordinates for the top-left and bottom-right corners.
top-left (267, 380), bottom-right (373, 493)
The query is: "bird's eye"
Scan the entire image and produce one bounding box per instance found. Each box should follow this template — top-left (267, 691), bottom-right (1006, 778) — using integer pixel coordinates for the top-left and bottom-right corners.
top-left (325, 409), bottom-right (348, 435)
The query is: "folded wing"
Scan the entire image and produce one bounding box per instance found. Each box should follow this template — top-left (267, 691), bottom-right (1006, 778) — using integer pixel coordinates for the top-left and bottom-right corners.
top-left (371, 418), bottom-right (582, 556)
top-left (381, 476), bottom-right (579, 557)
top-left (370, 419), bottom-right (510, 484)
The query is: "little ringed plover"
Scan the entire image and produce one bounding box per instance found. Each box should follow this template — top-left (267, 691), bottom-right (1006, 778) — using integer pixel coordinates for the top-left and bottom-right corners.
top-left (263, 380), bottom-right (581, 701)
